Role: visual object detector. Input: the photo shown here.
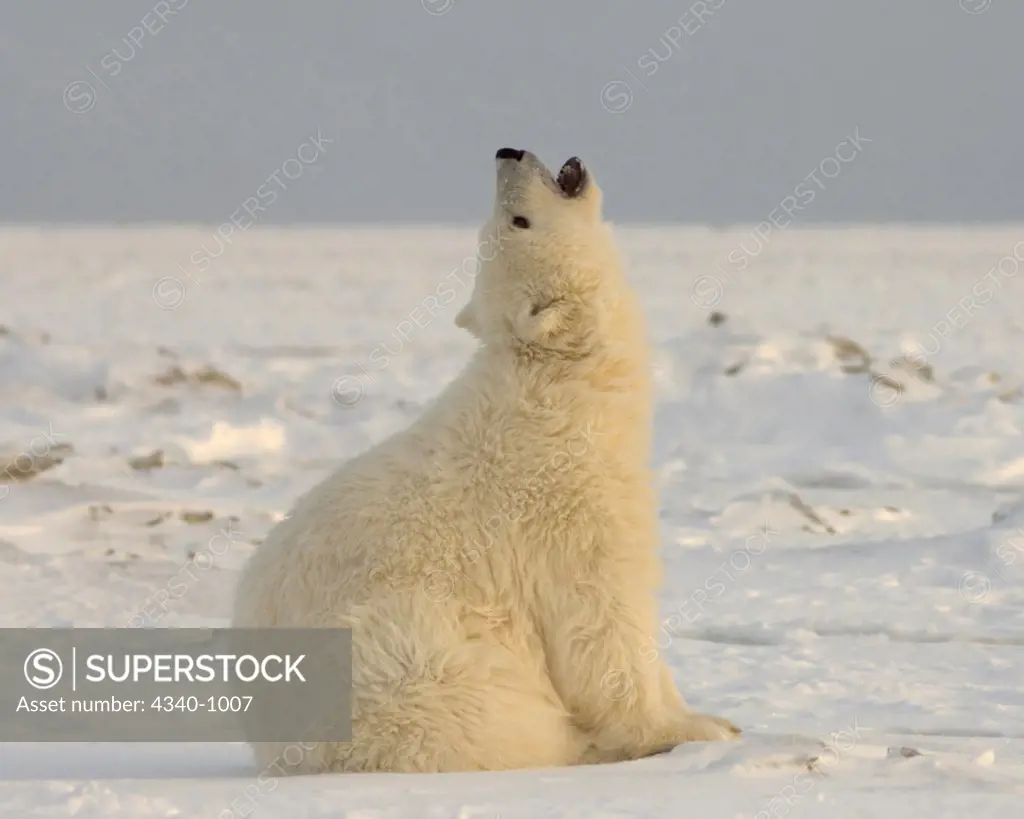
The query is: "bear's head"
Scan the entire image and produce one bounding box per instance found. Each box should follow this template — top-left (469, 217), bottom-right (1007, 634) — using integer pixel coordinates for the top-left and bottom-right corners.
top-left (456, 148), bottom-right (643, 364)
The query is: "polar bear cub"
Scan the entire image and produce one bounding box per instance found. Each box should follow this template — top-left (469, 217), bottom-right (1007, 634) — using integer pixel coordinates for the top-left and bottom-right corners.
top-left (232, 147), bottom-right (740, 774)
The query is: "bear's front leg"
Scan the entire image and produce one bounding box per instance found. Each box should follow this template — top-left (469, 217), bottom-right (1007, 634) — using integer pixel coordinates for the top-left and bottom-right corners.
top-left (542, 585), bottom-right (740, 762)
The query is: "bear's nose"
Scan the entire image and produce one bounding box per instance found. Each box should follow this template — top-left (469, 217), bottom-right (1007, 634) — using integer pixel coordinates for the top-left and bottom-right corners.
top-left (495, 148), bottom-right (525, 162)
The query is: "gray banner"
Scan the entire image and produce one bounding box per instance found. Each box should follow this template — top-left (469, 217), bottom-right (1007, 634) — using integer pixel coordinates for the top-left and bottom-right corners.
top-left (0, 628), bottom-right (352, 742)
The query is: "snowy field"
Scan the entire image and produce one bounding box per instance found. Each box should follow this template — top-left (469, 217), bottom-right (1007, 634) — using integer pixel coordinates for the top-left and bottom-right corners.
top-left (1, 224), bottom-right (1023, 817)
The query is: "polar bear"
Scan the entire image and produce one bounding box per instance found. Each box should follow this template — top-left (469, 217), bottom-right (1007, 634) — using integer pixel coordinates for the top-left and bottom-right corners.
top-left (232, 147), bottom-right (740, 774)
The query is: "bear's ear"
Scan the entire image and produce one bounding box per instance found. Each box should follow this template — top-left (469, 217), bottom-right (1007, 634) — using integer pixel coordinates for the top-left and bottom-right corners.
top-left (455, 302), bottom-right (482, 338)
top-left (511, 296), bottom-right (582, 349)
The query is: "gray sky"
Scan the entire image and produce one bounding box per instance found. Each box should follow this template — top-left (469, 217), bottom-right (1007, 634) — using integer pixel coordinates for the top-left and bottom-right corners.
top-left (1, 0), bottom-right (1020, 223)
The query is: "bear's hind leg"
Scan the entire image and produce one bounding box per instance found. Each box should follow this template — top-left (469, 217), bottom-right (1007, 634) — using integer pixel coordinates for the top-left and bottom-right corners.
top-left (340, 647), bottom-right (590, 773)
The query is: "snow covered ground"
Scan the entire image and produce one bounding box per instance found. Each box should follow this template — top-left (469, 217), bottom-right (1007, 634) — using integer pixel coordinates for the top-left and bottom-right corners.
top-left (1, 224), bottom-right (1023, 817)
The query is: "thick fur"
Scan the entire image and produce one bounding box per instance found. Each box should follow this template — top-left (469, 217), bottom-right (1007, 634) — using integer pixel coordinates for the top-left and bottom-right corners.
top-left (232, 149), bottom-right (740, 774)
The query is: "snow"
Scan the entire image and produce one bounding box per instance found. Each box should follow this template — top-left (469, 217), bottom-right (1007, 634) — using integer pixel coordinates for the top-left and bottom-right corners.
top-left (1, 224), bottom-right (1023, 817)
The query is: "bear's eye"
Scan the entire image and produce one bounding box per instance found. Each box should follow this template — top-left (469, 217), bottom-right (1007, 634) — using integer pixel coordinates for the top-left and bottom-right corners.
top-left (512, 216), bottom-right (531, 229)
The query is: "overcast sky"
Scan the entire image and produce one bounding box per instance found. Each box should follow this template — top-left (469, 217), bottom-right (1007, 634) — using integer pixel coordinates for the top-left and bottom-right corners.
top-left (1, 0), bottom-right (1020, 223)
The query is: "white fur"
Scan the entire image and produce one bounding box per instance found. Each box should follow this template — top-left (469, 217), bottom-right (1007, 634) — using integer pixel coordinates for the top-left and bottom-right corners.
top-left (232, 150), bottom-right (740, 773)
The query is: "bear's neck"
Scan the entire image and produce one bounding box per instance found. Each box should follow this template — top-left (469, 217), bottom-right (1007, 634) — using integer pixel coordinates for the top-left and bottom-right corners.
top-left (439, 338), bottom-right (654, 471)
